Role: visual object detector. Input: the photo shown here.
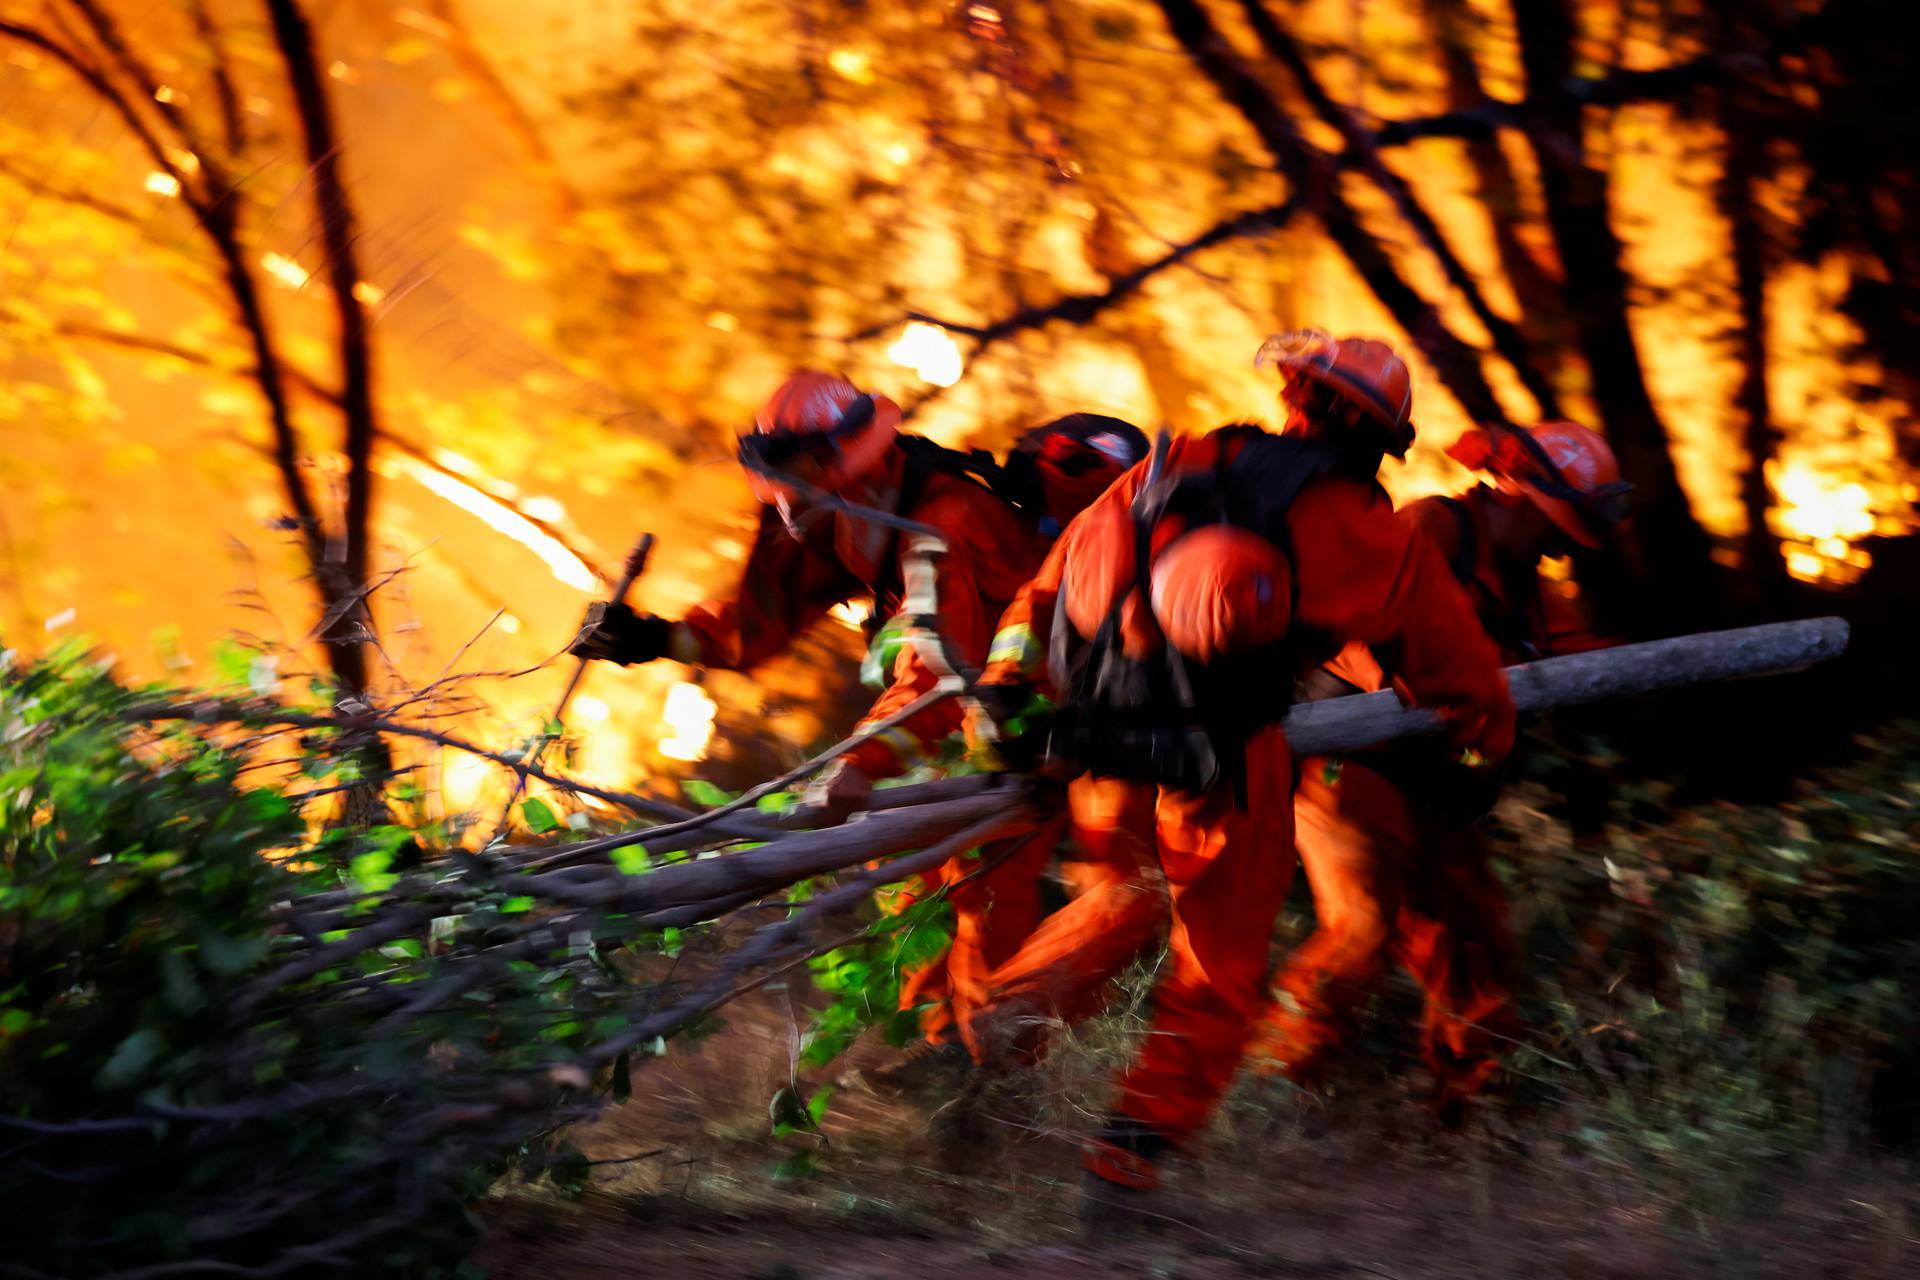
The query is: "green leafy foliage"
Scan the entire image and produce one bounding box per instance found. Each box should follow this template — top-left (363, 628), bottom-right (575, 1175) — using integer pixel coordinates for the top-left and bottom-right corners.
top-left (797, 893), bottom-right (953, 1073)
top-left (1486, 721), bottom-right (1920, 1218)
top-left (680, 778), bottom-right (738, 808)
top-left (0, 649), bottom-right (629, 1276)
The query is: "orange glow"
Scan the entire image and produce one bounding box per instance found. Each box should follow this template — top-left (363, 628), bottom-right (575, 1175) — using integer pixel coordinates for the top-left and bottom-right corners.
top-left (260, 253), bottom-right (310, 289)
top-left (828, 49), bottom-right (875, 86)
top-left (886, 322), bottom-right (964, 388)
top-left (144, 172), bottom-right (180, 198)
top-left (1769, 461), bottom-right (1878, 582)
top-left (394, 455), bottom-right (598, 592)
top-left (829, 600), bottom-right (871, 630)
top-left (658, 681), bottom-right (717, 763)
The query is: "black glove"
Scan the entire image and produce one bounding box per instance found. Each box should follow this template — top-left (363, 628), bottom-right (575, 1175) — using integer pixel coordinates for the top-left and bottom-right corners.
top-left (567, 602), bottom-right (675, 665)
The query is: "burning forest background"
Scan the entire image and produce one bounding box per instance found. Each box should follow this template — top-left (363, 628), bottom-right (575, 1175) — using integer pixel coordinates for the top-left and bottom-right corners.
top-left (2, 1), bottom-right (1919, 1277)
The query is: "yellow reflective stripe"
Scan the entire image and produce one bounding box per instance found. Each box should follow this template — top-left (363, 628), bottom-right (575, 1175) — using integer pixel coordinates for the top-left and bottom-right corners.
top-left (873, 725), bottom-right (924, 764)
top-left (987, 623), bottom-right (1039, 672)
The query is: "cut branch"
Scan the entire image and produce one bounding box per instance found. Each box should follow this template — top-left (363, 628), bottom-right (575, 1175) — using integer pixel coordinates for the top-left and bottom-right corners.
top-left (1281, 617), bottom-right (1849, 756)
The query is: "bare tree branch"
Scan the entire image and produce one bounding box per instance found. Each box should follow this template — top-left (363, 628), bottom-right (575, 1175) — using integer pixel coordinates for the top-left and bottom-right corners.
top-left (1371, 52), bottom-right (1751, 147)
top-left (1237, 0), bottom-right (1562, 421)
top-left (1151, 0), bottom-right (1511, 426)
top-left (855, 198), bottom-right (1297, 359)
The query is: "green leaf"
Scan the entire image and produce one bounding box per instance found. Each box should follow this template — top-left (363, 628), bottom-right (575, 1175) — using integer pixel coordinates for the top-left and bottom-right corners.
top-left (680, 778), bottom-right (736, 808)
top-left (772, 1153), bottom-right (817, 1182)
top-left (521, 797), bottom-right (559, 833)
top-left (611, 845), bottom-right (651, 876)
top-left (97, 1028), bottom-right (163, 1090)
top-left (349, 849), bottom-right (400, 894)
top-left (498, 896), bottom-right (535, 914)
top-left (806, 1084), bottom-right (836, 1128)
top-left (198, 928), bottom-right (268, 978)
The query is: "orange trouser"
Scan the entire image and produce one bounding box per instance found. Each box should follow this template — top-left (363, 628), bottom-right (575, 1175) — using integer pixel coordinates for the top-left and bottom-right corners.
top-left (1255, 758), bottom-right (1520, 1101)
top-left (890, 814), bottom-right (1064, 1044)
top-left (975, 729), bottom-right (1298, 1144)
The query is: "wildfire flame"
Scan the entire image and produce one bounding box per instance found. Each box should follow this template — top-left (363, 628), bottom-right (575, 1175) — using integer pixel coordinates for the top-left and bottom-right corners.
top-left (1769, 461), bottom-right (1878, 583)
top-left (394, 454), bottom-right (598, 592)
top-left (887, 321), bottom-right (964, 388)
top-left (658, 681), bottom-right (717, 763)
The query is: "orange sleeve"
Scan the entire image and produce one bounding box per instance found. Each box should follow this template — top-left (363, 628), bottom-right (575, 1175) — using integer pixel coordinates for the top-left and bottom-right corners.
top-left (679, 505), bottom-right (865, 671)
top-left (1288, 478), bottom-right (1516, 761)
top-left (843, 486), bottom-right (1046, 778)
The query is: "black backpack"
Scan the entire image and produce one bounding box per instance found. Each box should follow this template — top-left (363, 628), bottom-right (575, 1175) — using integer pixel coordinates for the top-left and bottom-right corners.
top-left (1037, 426), bottom-right (1344, 795)
top-left (864, 419), bottom-right (1147, 623)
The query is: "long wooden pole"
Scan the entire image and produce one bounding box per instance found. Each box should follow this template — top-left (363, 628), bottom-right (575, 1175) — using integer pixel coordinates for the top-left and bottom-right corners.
top-left (1282, 616), bottom-right (1850, 757)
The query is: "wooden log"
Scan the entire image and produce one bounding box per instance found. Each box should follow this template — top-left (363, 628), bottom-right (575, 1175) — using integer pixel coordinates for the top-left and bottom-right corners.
top-left (498, 780), bottom-right (1047, 915)
top-left (1281, 616), bottom-right (1849, 757)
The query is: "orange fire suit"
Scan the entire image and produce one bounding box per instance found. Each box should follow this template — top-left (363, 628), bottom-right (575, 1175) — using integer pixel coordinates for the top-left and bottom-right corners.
top-left (974, 432), bottom-right (1515, 1152)
top-left (1257, 486), bottom-right (1587, 1103)
top-left (681, 444), bottom-right (1054, 1039)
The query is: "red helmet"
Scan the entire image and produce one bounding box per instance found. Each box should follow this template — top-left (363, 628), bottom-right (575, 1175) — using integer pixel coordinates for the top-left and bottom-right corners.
top-left (1257, 329), bottom-right (1415, 458)
top-left (1150, 525), bottom-right (1293, 664)
top-left (1446, 420), bottom-right (1631, 549)
top-left (738, 370), bottom-right (901, 503)
top-left (1005, 413), bottom-right (1150, 532)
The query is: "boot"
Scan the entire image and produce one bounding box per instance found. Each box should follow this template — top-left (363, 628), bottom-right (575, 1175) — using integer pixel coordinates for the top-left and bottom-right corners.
top-left (1077, 1116), bottom-right (1172, 1241)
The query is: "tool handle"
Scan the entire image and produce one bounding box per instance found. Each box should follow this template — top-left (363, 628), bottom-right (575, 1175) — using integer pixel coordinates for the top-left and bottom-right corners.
top-left (552, 531), bottom-right (656, 722)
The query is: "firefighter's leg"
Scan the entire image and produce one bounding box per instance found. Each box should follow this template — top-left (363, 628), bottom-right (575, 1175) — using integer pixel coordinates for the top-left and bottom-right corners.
top-left (963, 775), bottom-right (1163, 1064)
top-left (1393, 824), bottom-right (1523, 1108)
top-left (940, 815), bottom-right (1065, 1046)
top-left (890, 871), bottom-right (956, 1042)
top-left (1251, 760), bottom-right (1419, 1086)
top-left (1104, 727), bottom-right (1295, 1151)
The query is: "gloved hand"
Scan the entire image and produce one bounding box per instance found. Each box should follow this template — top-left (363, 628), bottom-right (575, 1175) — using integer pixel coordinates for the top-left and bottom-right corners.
top-left (965, 683), bottom-right (1055, 772)
top-left (567, 602), bottom-right (676, 665)
top-left (798, 762), bottom-right (873, 826)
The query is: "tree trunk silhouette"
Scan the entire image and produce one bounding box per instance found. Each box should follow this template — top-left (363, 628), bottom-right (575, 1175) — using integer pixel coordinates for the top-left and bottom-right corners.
top-left (1422, 0), bottom-right (1573, 388)
top-left (1510, 0), bottom-right (1716, 613)
top-left (1237, 0), bottom-right (1562, 422)
top-left (266, 0), bottom-right (382, 697)
top-left (1153, 0), bottom-right (1513, 429)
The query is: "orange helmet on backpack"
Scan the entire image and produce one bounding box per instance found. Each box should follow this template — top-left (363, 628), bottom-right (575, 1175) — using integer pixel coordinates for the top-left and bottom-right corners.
top-left (1061, 512), bottom-right (1294, 666)
top-left (1446, 420), bottom-right (1632, 548)
top-left (737, 370), bottom-right (902, 503)
top-left (1149, 525), bottom-right (1293, 664)
top-left (1256, 329), bottom-right (1416, 459)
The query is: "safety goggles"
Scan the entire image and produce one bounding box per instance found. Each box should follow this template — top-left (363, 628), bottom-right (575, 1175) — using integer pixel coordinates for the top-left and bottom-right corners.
top-left (735, 393), bottom-right (877, 477)
top-left (1497, 427), bottom-right (1635, 527)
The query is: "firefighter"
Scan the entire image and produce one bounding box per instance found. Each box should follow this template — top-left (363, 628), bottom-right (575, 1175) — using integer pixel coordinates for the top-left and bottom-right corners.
top-left (1252, 419), bottom-right (1632, 1117)
top-left (967, 331), bottom-right (1515, 1214)
top-left (569, 370), bottom-right (1145, 1047)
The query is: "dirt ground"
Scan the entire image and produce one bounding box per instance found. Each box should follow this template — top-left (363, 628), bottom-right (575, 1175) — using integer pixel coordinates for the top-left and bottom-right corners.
top-left (477, 985), bottom-right (1920, 1280)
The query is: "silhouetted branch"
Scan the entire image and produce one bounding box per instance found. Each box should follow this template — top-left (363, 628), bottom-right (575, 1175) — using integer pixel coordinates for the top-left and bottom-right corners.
top-left (1153, 0), bottom-right (1511, 426)
top-left (1372, 53), bottom-right (1752, 147)
top-left (1238, 0), bottom-right (1562, 421)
